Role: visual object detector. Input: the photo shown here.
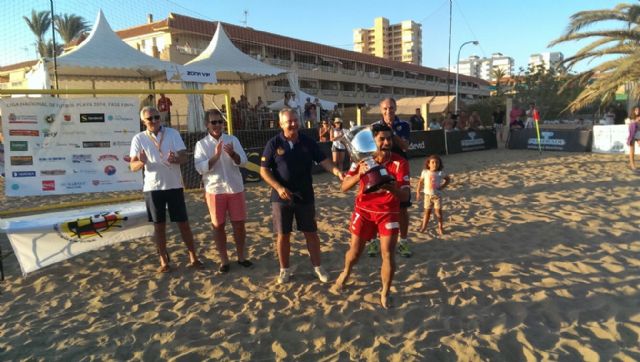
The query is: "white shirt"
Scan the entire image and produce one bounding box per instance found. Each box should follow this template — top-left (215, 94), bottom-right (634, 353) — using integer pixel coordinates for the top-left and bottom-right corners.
top-left (421, 169), bottom-right (446, 196)
top-left (194, 133), bottom-right (247, 194)
top-left (130, 127), bottom-right (185, 192)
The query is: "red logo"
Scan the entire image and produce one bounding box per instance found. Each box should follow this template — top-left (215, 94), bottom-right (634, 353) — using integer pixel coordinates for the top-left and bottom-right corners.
top-left (123, 155), bottom-right (131, 162)
top-left (42, 180), bottom-right (55, 191)
top-left (64, 114), bottom-right (72, 122)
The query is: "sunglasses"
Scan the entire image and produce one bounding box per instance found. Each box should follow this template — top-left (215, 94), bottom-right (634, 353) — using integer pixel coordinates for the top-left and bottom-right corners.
top-left (144, 115), bottom-right (161, 122)
top-left (210, 120), bottom-right (224, 125)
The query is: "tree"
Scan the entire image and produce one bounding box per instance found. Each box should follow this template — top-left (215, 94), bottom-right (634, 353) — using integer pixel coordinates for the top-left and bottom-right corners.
top-left (490, 67), bottom-right (507, 97)
top-left (549, 3), bottom-right (640, 111)
top-left (54, 14), bottom-right (89, 45)
top-left (23, 10), bottom-right (51, 58)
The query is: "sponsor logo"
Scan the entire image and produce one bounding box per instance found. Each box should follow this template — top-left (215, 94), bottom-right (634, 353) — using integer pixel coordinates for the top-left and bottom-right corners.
top-left (186, 70), bottom-right (212, 78)
top-left (80, 113), bottom-right (105, 123)
top-left (44, 114), bottom-right (56, 124)
top-left (461, 132), bottom-right (486, 149)
top-left (55, 142), bottom-right (81, 148)
top-left (528, 132), bottom-right (566, 147)
top-left (73, 169), bottom-right (97, 174)
top-left (41, 169), bottom-right (66, 176)
top-left (11, 184), bottom-right (20, 191)
top-left (61, 181), bottom-right (86, 190)
top-left (276, 147), bottom-right (285, 156)
top-left (10, 141), bottom-right (28, 152)
top-left (42, 130), bottom-right (58, 137)
top-left (117, 179), bottom-right (138, 184)
top-left (408, 141), bottom-right (425, 150)
top-left (123, 155), bottom-right (132, 162)
top-left (10, 156), bottom-right (33, 166)
top-left (92, 179), bottom-right (114, 186)
top-left (64, 114), bottom-right (72, 122)
top-left (9, 129), bottom-right (39, 137)
top-left (42, 180), bottom-right (55, 191)
top-left (72, 154), bottom-right (92, 163)
top-left (12, 171), bottom-right (36, 177)
top-left (104, 165), bottom-right (117, 176)
top-left (112, 141), bottom-right (131, 146)
top-left (8, 113), bottom-right (38, 124)
top-left (113, 129), bottom-right (134, 134)
top-left (107, 115), bottom-right (135, 121)
top-left (83, 141), bottom-right (110, 148)
top-left (38, 156), bottom-right (66, 162)
top-left (98, 154), bottom-right (119, 161)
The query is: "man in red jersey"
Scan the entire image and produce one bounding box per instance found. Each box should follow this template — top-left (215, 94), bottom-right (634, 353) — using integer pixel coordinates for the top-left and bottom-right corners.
top-left (333, 123), bottom-right (410, 309)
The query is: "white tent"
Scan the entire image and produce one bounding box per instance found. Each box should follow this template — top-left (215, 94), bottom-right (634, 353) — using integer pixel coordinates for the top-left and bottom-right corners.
top-left (53, 10), bottom-right (182, 81)
top-left (183, 23), bottom-right (285, 82)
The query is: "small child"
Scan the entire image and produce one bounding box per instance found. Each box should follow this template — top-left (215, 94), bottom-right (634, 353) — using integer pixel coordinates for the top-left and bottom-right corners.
top-left (416, 154), bottom-right (451, 235)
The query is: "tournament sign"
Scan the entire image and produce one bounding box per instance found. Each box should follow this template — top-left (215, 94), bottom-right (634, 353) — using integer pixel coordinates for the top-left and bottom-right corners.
top-left (0, 97), bottom-right (142, 196)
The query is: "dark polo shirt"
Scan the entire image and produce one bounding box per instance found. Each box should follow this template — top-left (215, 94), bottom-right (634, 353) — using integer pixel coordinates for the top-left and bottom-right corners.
top-left (261, 132), bottom-right (326, 204)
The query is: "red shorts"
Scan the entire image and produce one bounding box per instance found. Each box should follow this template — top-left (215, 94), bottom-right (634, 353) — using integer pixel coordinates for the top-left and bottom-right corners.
top-left (205, 192), bottom-right (246, 226)
top-left (350, 208), bottom-right (399, 241)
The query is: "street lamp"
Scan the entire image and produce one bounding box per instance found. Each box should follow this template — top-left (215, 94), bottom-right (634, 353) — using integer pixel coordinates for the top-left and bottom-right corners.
top-left (455, 40), bottom-right (479, 114)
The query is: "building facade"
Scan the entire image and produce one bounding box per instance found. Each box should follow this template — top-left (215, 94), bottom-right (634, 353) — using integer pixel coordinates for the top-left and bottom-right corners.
top-left (454, 53), bottom-right (514, 81)
top-left (353, 17), bottom-right (422, 65)
top-left (529, 52), bottom-right (564, 72)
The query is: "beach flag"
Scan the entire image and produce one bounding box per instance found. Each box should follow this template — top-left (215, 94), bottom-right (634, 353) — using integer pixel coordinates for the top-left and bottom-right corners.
top-left (533, 108), bottom-right (542, 154)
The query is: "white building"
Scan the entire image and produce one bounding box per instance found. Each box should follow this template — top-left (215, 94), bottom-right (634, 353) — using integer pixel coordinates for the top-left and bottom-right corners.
top-left (453, 53), bottom-right (514, 81)
top-left (529, 52), bottom-right (564, 71)
top-left (354, 17), bottom-right (422, 65)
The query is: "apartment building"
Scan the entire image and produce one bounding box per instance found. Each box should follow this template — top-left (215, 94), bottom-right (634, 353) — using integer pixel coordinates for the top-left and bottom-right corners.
top-left (529, 52), bottom-right (564, 72)
top-left (353, 17), bottom-right (422, 65)
top-left (454, 53), bottom-right (514, 81)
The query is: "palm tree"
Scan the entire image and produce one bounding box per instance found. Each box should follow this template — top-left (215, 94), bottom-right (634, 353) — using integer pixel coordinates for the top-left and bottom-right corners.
top-left (549, 3), bottom-right (640, 111)
top-left (490, 67), bottom-right (507, 96)
top-left (54, 14), bottom-right (90, 45)
top-left (23, 10), bottom-right (51, 58)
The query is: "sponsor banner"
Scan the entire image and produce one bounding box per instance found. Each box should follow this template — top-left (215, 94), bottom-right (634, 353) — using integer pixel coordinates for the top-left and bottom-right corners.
top-left (507, 128), bottom-right (592, 152)
top-left (407, 130), bottom-right (446, 157)
top-left (0, 202), bottom-right (153, 275)
top-left (446, 129), bottom-right (498, 154)
top-left (592, 125), bottom-right (630, 154)
top-left (0, 97), bottom-right (142, 196)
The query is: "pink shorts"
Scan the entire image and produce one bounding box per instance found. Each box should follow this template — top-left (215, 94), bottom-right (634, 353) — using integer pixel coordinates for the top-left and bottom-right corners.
top-left (350, 209), bottom-right (399, 241)
top-left (205, 192), bottom-right (246, 226)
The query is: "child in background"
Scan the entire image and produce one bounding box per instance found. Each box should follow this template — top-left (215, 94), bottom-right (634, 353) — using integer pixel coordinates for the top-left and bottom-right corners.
top-left (416, 154), bottom-right (451, 236)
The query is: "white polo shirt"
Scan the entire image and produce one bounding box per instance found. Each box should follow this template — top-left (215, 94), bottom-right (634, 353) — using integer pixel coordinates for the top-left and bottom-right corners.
top-left (130, 126), bottom-right (185, 192)
top-left (194, 133), bottom-right (247, 194)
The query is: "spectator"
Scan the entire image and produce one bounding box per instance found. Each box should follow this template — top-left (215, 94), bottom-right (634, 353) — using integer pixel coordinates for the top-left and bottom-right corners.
top-left (469, 111), bottom-right (483, 130)
top-left (255, 96), bottom-right (265, 112)
top-left (428, 118), bottom-right (442, 130)
top-left (509, 104), bottom-right (524, 129)
top-left (330, 118), bottom-right (347, 171)
top-left (492, 106), bottom-right (506, 143)
top-left (409, 108), bottom-right (425, 130)
top-left (157, 93), bottom-right (173, 126)
top-left (318, 119), bottom-right (331, 142)
top-left (525, 102), bottom-right (537, 128)
top-left (457, 111), bottom-right (470, 131)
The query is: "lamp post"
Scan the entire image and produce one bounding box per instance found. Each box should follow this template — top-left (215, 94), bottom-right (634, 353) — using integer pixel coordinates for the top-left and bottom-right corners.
top-left (455, 40), bottom-right (478, 114)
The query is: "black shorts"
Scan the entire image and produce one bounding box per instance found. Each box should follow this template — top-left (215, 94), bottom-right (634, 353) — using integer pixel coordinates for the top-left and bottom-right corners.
top-left (144, 188), bottom-right (189, 223)
top-left (272, 202), bottom-right (317, 234)
top-left (400, 192), bottom-right (412, 209)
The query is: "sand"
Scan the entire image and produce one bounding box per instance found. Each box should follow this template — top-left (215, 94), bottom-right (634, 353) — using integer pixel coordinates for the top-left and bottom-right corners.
top-left (0, 148), bottom-right (639, 360)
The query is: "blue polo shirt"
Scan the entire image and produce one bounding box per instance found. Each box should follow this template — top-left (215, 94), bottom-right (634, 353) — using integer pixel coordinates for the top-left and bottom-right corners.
top-left (374, 117), bottom-right (411, 159)
top-left (261, 132), bottom-right (327, 204)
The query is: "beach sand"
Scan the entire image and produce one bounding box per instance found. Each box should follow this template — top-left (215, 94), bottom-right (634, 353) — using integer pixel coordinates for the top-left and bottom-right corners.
top-left (1, 148), bottom-right (639, 360)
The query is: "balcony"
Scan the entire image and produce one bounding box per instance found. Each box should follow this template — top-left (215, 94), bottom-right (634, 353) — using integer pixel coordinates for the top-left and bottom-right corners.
top-left (321, 89), bottom-right (339, 96)
top-left (176, 45), bottom-right (203, 55)
top-left (267, 58), bottom-right (292, 67)
top-left (341, 69), bottom-right (357, 76)
top-left (301, 87), bottom-right (318, 95)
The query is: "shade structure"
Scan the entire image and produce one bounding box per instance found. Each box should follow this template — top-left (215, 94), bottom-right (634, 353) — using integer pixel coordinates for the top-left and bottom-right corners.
top-left (53, 10), bottom-right (181, 81)
top-left (183, 23), bottom-right (285, 82)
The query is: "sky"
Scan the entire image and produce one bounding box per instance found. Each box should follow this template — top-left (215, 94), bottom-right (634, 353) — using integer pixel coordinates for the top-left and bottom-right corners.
top-left (1, 0), bottom-right (623, 73)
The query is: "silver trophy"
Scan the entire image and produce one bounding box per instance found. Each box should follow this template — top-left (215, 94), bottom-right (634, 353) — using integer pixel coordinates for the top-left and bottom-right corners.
top-left (339, 125), bottom-right (394, 193)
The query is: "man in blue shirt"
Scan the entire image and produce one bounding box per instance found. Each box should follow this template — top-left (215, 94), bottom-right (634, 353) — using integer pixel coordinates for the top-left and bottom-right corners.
top-left (260, 108), bottom-right (344, 284)
top-left (369, 97), bottom-right (413, 258)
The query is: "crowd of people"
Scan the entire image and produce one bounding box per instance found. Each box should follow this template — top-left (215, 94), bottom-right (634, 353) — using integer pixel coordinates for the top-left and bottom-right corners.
top-left (129, 97), bottom-right (451, 309)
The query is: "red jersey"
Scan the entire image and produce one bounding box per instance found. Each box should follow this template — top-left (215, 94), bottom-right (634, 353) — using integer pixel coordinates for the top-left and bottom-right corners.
top-left (346, 153), bottom-right (410, 214)
top-left (157, 97), bottom-right (172, 112)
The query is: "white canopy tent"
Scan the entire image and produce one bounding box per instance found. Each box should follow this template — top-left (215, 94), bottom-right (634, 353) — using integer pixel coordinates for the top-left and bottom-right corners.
top-left (54, 10), bottom-right (182, 81)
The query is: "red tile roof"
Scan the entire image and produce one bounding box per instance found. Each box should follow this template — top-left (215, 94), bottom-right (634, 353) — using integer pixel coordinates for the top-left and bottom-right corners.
top-left (116, 13), bottom-right (488, 86)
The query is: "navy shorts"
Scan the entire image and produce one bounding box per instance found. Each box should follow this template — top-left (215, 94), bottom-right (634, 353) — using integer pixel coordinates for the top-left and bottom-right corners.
top-left (144, 188), bottom-right (189, 223)
top-left (272, 202), bottom-right (317, 234)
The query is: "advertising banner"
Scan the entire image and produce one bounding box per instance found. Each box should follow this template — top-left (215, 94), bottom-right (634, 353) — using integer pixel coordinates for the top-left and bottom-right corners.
top-left (0, 97), bottom-right (143, 196)
top-left (592, 125), bottom-right (630, 154)
top-left (446, 129), bottom-right (497, 154)
top-left (407, 130), bottom-right (446, 157)
top-left (508, 128), bottom-right (592, 152)
top-left (0, 202), bottom-right (153, 275)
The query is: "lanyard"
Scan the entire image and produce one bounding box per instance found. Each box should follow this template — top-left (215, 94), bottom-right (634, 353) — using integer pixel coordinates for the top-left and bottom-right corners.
top-left (146, 127), bottom-right (165, 157)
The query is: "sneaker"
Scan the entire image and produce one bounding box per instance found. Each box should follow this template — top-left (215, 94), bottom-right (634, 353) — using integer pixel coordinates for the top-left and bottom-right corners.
top-left (277, 268), bottom-right (291, 284)
top-left (397, 239), bottom-right (413, 258)
top-left (367, 239), bottom-right (379, 257)
top-left (313, 266), bottom-right (329, 283)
